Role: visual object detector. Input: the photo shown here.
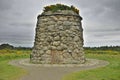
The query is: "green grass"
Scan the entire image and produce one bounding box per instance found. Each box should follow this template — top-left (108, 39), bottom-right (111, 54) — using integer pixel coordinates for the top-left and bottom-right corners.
top-left (0, 60), bottom-right (26, 80)
top-left (0, 49), bottom-right (120, 80)
top-left (62, 54), bottom-right (120, 80)
top-left (0, 49), bottom-right (30, 80)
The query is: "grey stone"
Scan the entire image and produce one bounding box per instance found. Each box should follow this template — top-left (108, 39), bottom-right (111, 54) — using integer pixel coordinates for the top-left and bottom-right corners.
top-left (61, 37), bottom-right (66, 41)
top-left (43, 46), bottom-right (48, 51)
top-left (52, 41), bottom-right (60, 46)
top-left (51, 46), bottom-right (57, 50)
top-left (31, 9), bottom-right (85, 64)
top-left (54, 36), bottom-right (60, 41)
top-left (58, 26), bottom-right (64, 30)
top-left (56, 46), bottom-right (63, 51)
top-left (61, 43), bottom-right (67, 49)
top-left (46, 50), bottom-right (51, 55)
top-left (67, 37), bottom-right (73, 41)
top-left (39, 50), bottom-right (44, 55)
top-left (47, 25), bottom-right (54, 31)
top-left (74, 36), bottom-right (80, 41)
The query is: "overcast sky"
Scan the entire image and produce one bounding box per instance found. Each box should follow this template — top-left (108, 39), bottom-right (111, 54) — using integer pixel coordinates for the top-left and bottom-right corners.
top-left (0, 0), bottom-right (120, 47)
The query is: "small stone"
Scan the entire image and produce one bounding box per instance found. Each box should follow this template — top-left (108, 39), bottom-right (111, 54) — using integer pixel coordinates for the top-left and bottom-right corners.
top-left (64, 26), bottom-right (70, 30)
top-left (61, 37), bottom-right (66, 41)
top-left (46, 50), bottom-right (51, 55)
top-left (47, 25), bottom-right (54, 31)
top-left (52, 41), bottom-right (60, 46)
top-left (68, 49), bottom-right (72, 53)
top-left (54, 36), bottom-right (60, 41)
top-left (59, 26), bottom-right (64, 30)
top-left (51, 46), bottom-right (57, 50)
top-left (56, 46), bottom-right (62, 51)
top-left (76, 26), bottom-right (80, 30)
top-left (74, 49), bottom-right (79, 53)
top-left (63, 21), bottom-right (71, 26)
top-left (40, 38), bottom-right (44, 41)
top-left (43, 46), bottom-right (48, 51)
top-left (63, 50), bottom-right (67, 53)
top-left (74, 36), bottom-right (80, 41)
top-left (72, 53), bottom-right (78, 58)
top-left (67, 37), bottom-right (72, 41)
top-left (66, 30), bottom-right (71, 33)
top-left (51, 16), bottom-right (58, 20)
top-left (41, 18), bottom-right (48, 21)
top-left (47, 37), bottom-right (52, 42)
top-left (42, 54), bottom-right (51, 58)
top-left (59, 17), bottom-right (67, 20)
top-left (39, 50), bottom-right (44, 55)
top-left (61, 43), bottom-right (67, 49)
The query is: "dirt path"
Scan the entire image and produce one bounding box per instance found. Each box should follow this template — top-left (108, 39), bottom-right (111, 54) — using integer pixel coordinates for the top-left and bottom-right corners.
top-left (9, 59), bottom-right (109, 80)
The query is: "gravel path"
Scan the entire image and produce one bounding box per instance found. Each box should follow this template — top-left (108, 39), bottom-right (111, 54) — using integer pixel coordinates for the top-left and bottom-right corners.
top-left (9, 59), bottom-right (109, 80)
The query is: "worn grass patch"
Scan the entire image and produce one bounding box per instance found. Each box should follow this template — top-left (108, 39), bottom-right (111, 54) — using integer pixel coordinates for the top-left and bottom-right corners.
top-left (0, 49), bottom-right (30, 80)
top-left (0, 60), bottom-right (27, 80)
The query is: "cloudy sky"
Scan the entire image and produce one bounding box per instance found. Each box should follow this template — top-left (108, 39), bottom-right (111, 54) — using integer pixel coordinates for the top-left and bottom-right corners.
top-left (0, 0), bottom-right (120, 47)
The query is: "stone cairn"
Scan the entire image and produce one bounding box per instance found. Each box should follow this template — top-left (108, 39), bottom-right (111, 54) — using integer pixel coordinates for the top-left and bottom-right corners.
top-left (30, 9), bottom-right (85, 64)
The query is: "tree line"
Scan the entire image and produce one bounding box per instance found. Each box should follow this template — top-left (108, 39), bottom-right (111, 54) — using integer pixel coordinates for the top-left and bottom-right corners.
top-left (0, 43), bottom-right (119, 51)
top-left (0, 43), bottom-right (32, 50)
top-left (84, 46), bottom-right (120, 52)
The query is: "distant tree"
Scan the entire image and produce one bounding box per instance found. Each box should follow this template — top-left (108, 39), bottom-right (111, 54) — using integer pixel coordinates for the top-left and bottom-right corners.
top-left (15, 46), bottom-right (32, 50)
top-left (0, 43), bottom-right (14, 49)
top-left (84, 46), bottom-right (120, 52)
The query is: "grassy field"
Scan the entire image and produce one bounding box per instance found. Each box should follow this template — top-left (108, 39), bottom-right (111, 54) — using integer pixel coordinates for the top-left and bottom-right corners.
top-left (0, 48), bottom-right (120, 80)
top-left (63, 52), bottom-right (120, 80)
top-left (0, 49), bottom-right (30, 80)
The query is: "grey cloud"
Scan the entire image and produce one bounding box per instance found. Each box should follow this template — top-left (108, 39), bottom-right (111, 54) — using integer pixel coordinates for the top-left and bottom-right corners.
top-left (10, 22), bottom-right (34, 27)
top-left (105, 0), bottom-right (120, 10)
top-left (85, 27), bottom-right (120, 32)
top-left (0, 0), bottom-right (120, 47)
top-left (77, 0), bottom-right (120, 21)
top-left (93, 32), bottom-right (120, 37)
top-left (13, 12), bottom-right (23, 16)
top-left (0, 0), bottom-right (14, 11)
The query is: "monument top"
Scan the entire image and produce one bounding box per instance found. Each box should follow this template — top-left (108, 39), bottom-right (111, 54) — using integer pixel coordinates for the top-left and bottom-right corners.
top-left (38, 4), bottom-right (82, 20)
top-left (43, 4), bottom-right (79, 14)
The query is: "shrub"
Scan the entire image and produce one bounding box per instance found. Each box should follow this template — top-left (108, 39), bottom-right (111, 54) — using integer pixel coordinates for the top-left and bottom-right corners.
top-left (43, 4), bottom-right (79, 14)
top-left (0, 43), bottom-right (14, 49)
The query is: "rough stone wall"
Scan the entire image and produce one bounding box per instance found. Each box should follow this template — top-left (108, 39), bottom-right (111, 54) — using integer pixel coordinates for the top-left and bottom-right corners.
top-left (30, 10), bottom-right (85, 64)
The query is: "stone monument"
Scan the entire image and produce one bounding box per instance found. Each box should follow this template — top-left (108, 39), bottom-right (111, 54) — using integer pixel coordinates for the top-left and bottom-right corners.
top-left (30, 4), bottom-right (85, 64)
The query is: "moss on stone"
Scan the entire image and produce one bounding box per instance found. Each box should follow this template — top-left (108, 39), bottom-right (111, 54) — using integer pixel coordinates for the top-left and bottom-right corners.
top-left (43, 4), bottom-right (79, 14)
